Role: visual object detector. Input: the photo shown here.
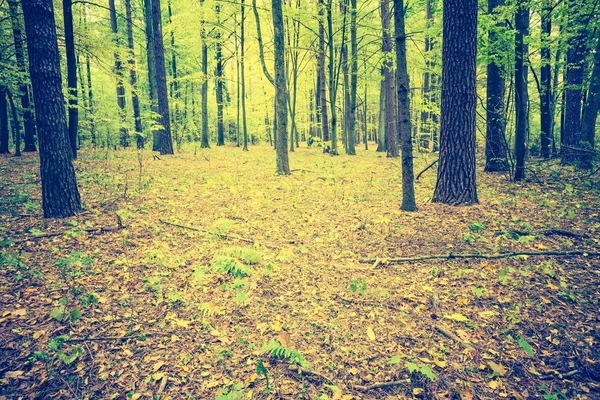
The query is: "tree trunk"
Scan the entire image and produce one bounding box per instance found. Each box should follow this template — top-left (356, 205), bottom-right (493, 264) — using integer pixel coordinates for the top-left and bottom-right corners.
top-left (347, 0), bottom-right (357, 155)
top-left (109, 0), bottom-right (129, 148)
top-left (168, 0), bottom-right (180, 150)
top-left (376, 77), bottom-right (386, 151)
top-left (125, 0), bottom-right (144, 149)
top-left (272, 0), bottom-right (290, 174)
top-left (0, 91), bottom-right (9, 154)
top-left (144, 0), bottom-right (160, 151)
top-left (241, 0), bottom-right (249, 151)
top-left (432, 0), bottom-right (478, 205)
top-left (215, 4), bottom-right (225, 146)
top-left (420, 0), bottom-right (433, 150)
top-left (562, 0), bottom-right (587, 164)
top-left (327, 0), bottom-right (338, 154)
top-left (22, 0), bottom-right (81, 217)
top-left (394, 0), bottom-right (416, 211)
top-left (540, 0), bottom-right (552, 159)
top-left (318, 0), bottom-right (330, 143)
top-left (63, 0), bottom-right (78, 157)
top-left (381, 0), bottom-right (397, 158)
top-left (484, 0), bottom-right (509, 172)
top-left (7, 90), bottom-right (21, 156)
top-left (579, 35), bottom-right (600, 168)
top-left (200, 0), bottom-right (210, 148)
top-left (8, 0), bottom-right (36, 152)
top-left (514, 7), bottom-right (529, 181)
top-left (151, 0), bottom-right (174, 154)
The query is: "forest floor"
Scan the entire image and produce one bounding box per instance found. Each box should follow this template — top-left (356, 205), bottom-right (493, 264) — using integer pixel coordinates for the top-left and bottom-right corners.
top-left (1, 145), bottom-right (599, 400)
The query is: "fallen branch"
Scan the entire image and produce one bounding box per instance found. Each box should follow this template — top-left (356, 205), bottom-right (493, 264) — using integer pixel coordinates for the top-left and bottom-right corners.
top-left (359, 250), bottom-right (600, 265)
top-left (350, 379), bottom-right (410, 391)
top-left (159, 219), bottom-right (277, 248)
top-left (286, 365), bottom-right (334, 384)
top-left (12, 225), bottom-right (123, 244)
top-left (66, 333), bottom-right (152, 343)
top-left (415, 159), bottom-right (438, 181)
top-left (540, 369), bottom-right (579, 380)
top-left (498, 229), bottom-right (589, 239)
top-left (332, 293), bottom-right (402, 311)
top-left (434, 325), bottom-right (471, 347)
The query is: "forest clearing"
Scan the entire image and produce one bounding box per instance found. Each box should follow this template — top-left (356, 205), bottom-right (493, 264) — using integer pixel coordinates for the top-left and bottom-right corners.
top-left (1, 146), bottom-right (599, 399)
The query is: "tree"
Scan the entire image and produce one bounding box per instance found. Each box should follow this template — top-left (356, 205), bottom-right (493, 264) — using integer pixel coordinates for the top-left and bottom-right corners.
top-left (347, 0), bottom-right (357, 155)
top-left (0, 91), bottom-right (8, 154)
top-left (200, 0), bottom-right (210, 149)
top-left (318, 0), bottom-right (330, 143)
top-left (394, 0), bottom-right (416, 211)
top-left (513, 6), bottom-right (529, 181)
top-left (22, 0), bottom-right (81, 217)
top-left (484, 0), bottom-right (508, 172)
top-left (241, 0), bottom-right (249, 151)
top-left (272, 0), bottom-right (290, 174)
top-left (432, 0), bottom-right (478, 205)
top-left (7, 90), bottom-right (21, 156)
top-left (125, 0), bottom-right (144, 149)
top-left (539, 0), bottom-right (552, 159)
top-left (63, 0), bottom-right (78, 157)
top-left (7, 0), bottom-right (36, 152)
top-left (579, 33), bottom-right (600, 168)
top-left (109, 0), bottom-right (129, 148)
top-left (151, 0), bottom-right (174, 154)
top-left (144, 0), bottom-right (160, 151)
top-left (380, 0), bottom-right (397, 158)
top-left (215, 4), bottom-right (225, 146)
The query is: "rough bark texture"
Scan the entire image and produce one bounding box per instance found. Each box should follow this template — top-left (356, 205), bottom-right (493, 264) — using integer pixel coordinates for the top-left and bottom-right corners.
top-left (540, 0), bottom-right (552, 159)
top-left (125, 0), bottom-right (144, 149)
top-left (376, 77), bottom-right (386, 151)
top-left (215, 5), bottom-right (224, 146)
top-left (318, 0), bottom-right (329, 142)
top-left (381, 0), bottom-right (397, 158)
top-left (272, 0), bottom-right (290, 174)
top-left (63, 0), bottom-right (78, 157)
top-left (22, 0), bottom-right (81, 217)
top-left (484, 0), bottom-right (508, 172)
top-left (347, 0), bottom-right (357, 155)
top-left (394, 0), bottom-right (416, 211)
top-left (151, 0), bottom-right (174, 154)
top-left (432, 0), bottom-right (478, 205)
top-left (514, 7), bottom-right (529, 181)
top-left (200, 0), bottom-right (210, 149)
top-left (144, 0), bottom-right (160, 151)
top-left (562, 0), bottom-right (586, 164)
top-left (579, 35), bottom-right (600, 168)
top-left (109, 0), bottom-right (129, 148)
top-left (8, 0), bottom-right (36, 152)
top-left (0, 91), bottom-right (8, 154)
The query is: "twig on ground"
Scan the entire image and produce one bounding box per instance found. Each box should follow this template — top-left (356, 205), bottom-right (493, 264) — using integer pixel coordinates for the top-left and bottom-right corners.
top-left (415, 159), bottom-right (438, 181)
top-left (286, 365), bottom-right (334, 384)
top-left (434, 325), bottom-right (471, 347)
top-left (540, 369), bottom-right (579, 380)
top-left (332, 293), bottom-right (402, 311)
top-left (66, 333), bottom-right (153, 343)
top-left (498, 229), bottom-right (589, 239)
top-left (12, 225), bottom-right (123, 244)
top-left (359, 250), bottom-right (600, 265)
top-left (350, 379), bottom-right (410, 391)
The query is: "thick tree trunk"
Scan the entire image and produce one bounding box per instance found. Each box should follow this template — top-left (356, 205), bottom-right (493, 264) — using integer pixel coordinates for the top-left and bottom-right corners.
top-left (272, 0), bottom-right (290, 174)
top-left (540, 0), bottom-right (552, 159)
top-left (579, 35), bottom-right (600, 168)
top-left (0, 91), bottom-right (8, 154)
top-left (514, 7), bottom-right (529, 181)
top-left (63, 0), bottom-right (78, 157)
top-left (8, 0), bottom-right (36, 152)
top-left (318, 0), bottom-right (329, 143)
top-left (22, 0), bottom-right (81, 217)
top-left (109, 0), bottom-right (129, 148)
top-left (432, 0), bottom-right (478, 205)
top-left (394, 0), bottom-right (416, 211)
top-left (125, 0), bottom-right (144, 149)
top-left (326, 0), bottom-right (338, 154)
top-left (200, 0), bottom-right (210, 149)
top-left (347, 0), bottom-right (357, 155)
top-left (381, 0), bottom-right (397, 158)
top-left (144, 0), bottom-right (160, 151)
top-left (376, 77), bottom-right (386, 151)
top-left (151, 0), bottom-right (174, 154)
top-left (484, 0), bottom-right (509, 172)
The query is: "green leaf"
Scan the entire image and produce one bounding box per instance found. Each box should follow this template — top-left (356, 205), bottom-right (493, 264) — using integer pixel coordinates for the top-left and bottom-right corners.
top-left (406, 362), bottom-right (419, 373)
top-left (420, 364), bottom-right (437, 381)
top-left (50, 307), bottom-right (66, 322)
top-left (69, 308), bottom-right (81, 324)
top-left (518, 337), bottom-right (534, 356)
top-left (389, 355), bottom-right (403, 365)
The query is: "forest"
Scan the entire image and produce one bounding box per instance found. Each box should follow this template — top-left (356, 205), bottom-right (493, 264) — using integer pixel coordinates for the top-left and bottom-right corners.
top-left (0, 0), bottom-right (600, 397)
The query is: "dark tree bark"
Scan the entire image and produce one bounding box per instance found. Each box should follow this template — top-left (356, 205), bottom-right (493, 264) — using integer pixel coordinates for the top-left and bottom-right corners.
top-left (22, 0), bottom-right (81, 217)
top-left (540, 0), bottom-right (552, 158)
top-left (394, 0), bottom-right (416, 211)
top-left (215, 4), bottom-right (225, 146)
top-left (272, 0), bottom-right (290, 174)
top-left (7, 90), bottom-right (21, 156)
top-left (579, 35), bottom-right (600, 168)
top-left (8, 0), bottom-right (36, 152)
top-left (381, 0), bottom-right (397, 158)
top-left (432, 0), bottom-right (478, 205)
top-left (241, 0), bottom-right (248, 151)
top-left (200, 0), bottom-right (210, 149)
top-left (168, 0), bottom-right (180, 149)
top-left (125, 0), bottom-right (144, 149)
top-left (144, 0), bottom-right (160, 151)
top-left (151, 0), bottom-right (174, 154)
top-left (562, 0), bottom-right (587, 164)
top-left (109, 0), bottom-right (129, 148)
top-left (347, 0), bottom-right (357, 155)
top-left (326, 0), bottom-right (339, 154)
top-left (514, 7), bottom-right (529, 181)
top-left (318, 0), bottom-right (330, 142)
top-left (0, 91), bottom-right (8, 154)
top-left (376, 77), bottom-right (386, 151)
top-left (63, 0), bottom-right (78, 158)
top-left (484, 0), bottom-right (509, 172)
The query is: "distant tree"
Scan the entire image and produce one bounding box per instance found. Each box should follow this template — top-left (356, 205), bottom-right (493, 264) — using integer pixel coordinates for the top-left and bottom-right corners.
top-left (317, 0), bottom-right (329, 143)
top-left (7, 90), bottom-right (21, 156)
top-left (109, 0), bottom-right (129, 148)
top-left (63, 0), bottom-right (78, 157)
top-left (380, 0), bottom-right (396, 158)
top-left (22, 0), bottom-right (81, 217)
top-left (513, 6), bottom-right (529, 181)
top-left (200, 0), bottom-right (210, 149)
top-left (539, 0), bottom-right (552, 159)
top-left (272, 0), bottom-right (290, 174)
top-left (432, 0), bottom-right (478, 205)
top-left (0, 91), bottom-right (8, 154)
top-left (579, 34), bottom-right (600, 168)
top-left (125, 0), bottom-right (144, 148)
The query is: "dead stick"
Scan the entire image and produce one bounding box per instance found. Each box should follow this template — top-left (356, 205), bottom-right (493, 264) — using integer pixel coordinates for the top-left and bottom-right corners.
top-left (12, 226), bottom-right (122, 244)
top-left (350, 379), bottom-right (410, 391)
top-left (66, 333), bottom-right (153, 343)
top-left (415, 159), bottom-right (438, 181)
top-left (497, 229), bottom-right (589, 239)
top-left (359, 250), bottom-right (600, 264)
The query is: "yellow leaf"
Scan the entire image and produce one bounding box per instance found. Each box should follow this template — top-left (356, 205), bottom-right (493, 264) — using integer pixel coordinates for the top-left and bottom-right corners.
top-left (434, 358), bottom-right (447, 368)
top-left (271, 321), bottom-right (283, 332)
top-left (4, 371), bottom-right (24, 379)
top-left (489, 380), bottom-right (501, 389)
top-left (278, 332), bottom-right (292, 348)
top-left (487, 361), bottom-right (507, 377)
top-left (444, 313), bottom-right (469, 322)
top-left (528, 365), bottom-right (541, 376)
top-left (33, 330), bottom-right (45, 339)
top-left (413, 388), bottom-right (424, 395)
top-left (130, 394), bottom-right (141, 400)
top-left (153, 361), bottom-right (164, 372)
top-left (366, 327), bottom-right (376, 341)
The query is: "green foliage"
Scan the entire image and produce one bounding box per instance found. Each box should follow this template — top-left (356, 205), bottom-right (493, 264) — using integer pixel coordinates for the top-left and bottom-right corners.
top-left (214, 382), bottom-right (244, 400)
top-left (262, 339), bottom-right (308, 368)
top-left (406, 361), bottom-right (437, 381)
top-left (256, 359), bottom-right (270, 393)
top-left (348, 277), bottom-right (367, 296)
top-left (518, 336), bottom-right (534, 357)
top-left (218, 247), bottom-right (261, 264)
top-left (468, 222), bottom-right (486, 232)
top-left (211, 255), bottom-right (253, 277)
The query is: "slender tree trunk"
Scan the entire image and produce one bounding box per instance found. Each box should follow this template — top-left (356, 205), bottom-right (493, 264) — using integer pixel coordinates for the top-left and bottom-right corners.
top-left (381, 0), bottom-right (397, 157)
top-left (318, 0), bottom-right (330, 142)
top-left (420, 0), bottom-right (433, 150)
top-left (125, 0), bottom-right (144, 149)
top-left (200, 0), bottom-right (210, 148)
top-left (377, 77), bottom-right (386, 151)
top-left (0, 91), bottom-right (9, 154)
top-left (347, 0), bottom-right (357, 155)
top-left (85, 52), bottom-right (96, 146)
top-left (22, 0), bottom-right (81, 217)
top-left (168, 0), bottom-right (180, 150)
top-left (7, 91), bottom-right (21, 156)
top-left (272, 0), bottom-right (290, 174)
top-left (540, 0), bottom-right (552, 159)
top-left (235, 12), bottom-right (241, 147)
top-left (144, 0), bottom-right (160, 151)
top-left (579, 35), bottom-right (600, 168)
top-left (151, 0), bottom-right (174, 154)
top-left (327, 0), bottom-right (338, 154)
top-left (394, 0), bottom-right (416, 210)
top-left (215, 4), bottom-right (225, 146)
top-left (432, 0), bottom-right (478, 205)
top-left (514, 7), bottom-right (529, 181)
top-left (8, 0), bottom-right (36, 152)
top-left (241, 0), bottom-right (249, 150)
top-left (63, 0), bottom-right (78, 157)
top-left (109, 0), bottom-right (129, 148)
top-left (484, 0), bottom-right (509, 171)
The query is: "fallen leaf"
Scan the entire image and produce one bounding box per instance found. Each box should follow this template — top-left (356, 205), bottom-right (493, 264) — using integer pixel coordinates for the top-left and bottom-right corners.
top-left (489, 380), bottom-right (501, 389)
top-left (444, 313), bottom-right (469, 322)
top-left (4, 371), bottom-right (24, 379)
top-left (366, 327), bottom-right (376, 341)
top-left (487, 361), bottom-right (507, 377)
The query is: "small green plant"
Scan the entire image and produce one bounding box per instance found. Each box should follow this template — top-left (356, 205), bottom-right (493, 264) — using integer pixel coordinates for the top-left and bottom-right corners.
top-left (468, 222), bottom-right (486, 232)
top-left (218, 247), bottom-right (261, 264)
top-left (211, 256), bottom-right (253, 277)
top-left (256, 359), bottom-right (270, 393)
top-left (214, 382), bottom-right (244, 400)
top-left (348, 277), bottom-right (367, 296)
top-left (406, 361), bottom-right (437, 381)
top-left (262, 339), bottom-right (308, 368)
